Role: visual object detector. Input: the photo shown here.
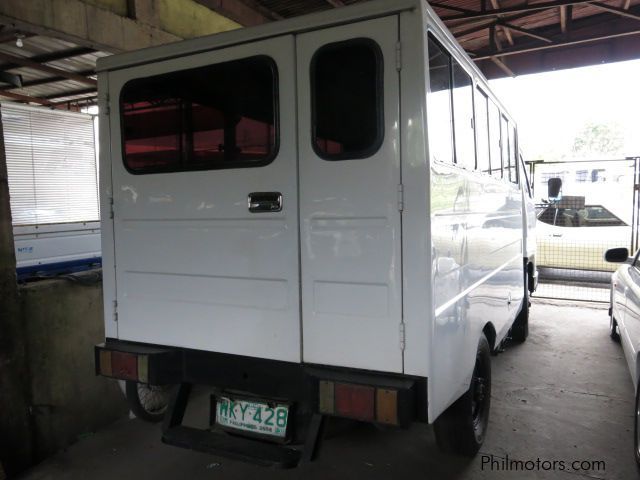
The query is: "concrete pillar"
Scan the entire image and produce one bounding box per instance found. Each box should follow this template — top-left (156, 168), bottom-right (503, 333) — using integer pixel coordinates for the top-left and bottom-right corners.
top-left (0, 106), bottom-right (32, 475)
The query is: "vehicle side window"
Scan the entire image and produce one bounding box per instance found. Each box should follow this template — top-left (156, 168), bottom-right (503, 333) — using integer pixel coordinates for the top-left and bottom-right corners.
top-left (474, 88), bottom-right (490, 174)
top-left (426, 36), bottom-right (454, 164)
top-left (509, 125), bottom-right (519, 184)
top-left (121, 55), bottom-right (278, 174)
top-left (488, 99), bottom-right (501, 179)
top-left (538, 205), bottom-right (627, 227)
top-left (312, 39), bottom-right (383, 160)
top-left (452, 61), bottom-right (476, 170)
top-left (500, 115), bottom-right (510, 182)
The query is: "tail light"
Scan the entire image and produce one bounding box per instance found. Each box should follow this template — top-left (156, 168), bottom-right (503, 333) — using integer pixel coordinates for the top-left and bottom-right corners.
top-left (319, 380), bottom-right (403, 425)
top-left (98, 349), bottom-right (149, 383)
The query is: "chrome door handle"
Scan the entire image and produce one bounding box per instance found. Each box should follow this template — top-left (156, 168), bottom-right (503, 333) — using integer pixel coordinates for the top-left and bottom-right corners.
top-left (248, 192), bottom-right (282, 213)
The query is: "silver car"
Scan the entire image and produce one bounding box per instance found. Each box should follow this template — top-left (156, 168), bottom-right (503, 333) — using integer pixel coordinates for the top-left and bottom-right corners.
top-left (606, 247), bottom-right (640, 468)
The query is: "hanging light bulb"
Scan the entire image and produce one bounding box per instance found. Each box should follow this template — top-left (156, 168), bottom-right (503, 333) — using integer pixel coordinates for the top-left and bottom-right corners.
top-left (15, 33), bottom-right (25, 48)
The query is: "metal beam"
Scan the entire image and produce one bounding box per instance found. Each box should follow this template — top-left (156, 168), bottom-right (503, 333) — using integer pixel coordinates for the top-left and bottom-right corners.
top-left (490, 0), bottom-right (514, 45)
top-left (41, 87), bottom-right (96, 100)
top-left (560, 5), bottom-right (568, 33)
top-left (473, 26), bottom-right (640, 60)
top-left (0, 51), bottom-right (96, 86)
top-left (491, 56), bottom-right (515, 76)
top-left (0, 69), bottom-right (95, 92)
top-left (0, 47), bottom-right (95, 73)
top-left (0, 89), bottom-right (54, 106)
top-left (589, 2), bottom-right (640, 21)
top-left (442, 0), bottom-right (593, 21)
top-left (430, 2), bottom-right (477, 14)
top-left (624, 0), bottom-right (632, 9)
top-left (325, 0), bottom-right (345, 6)
top-left (498, 21), bottom-right (554, 42)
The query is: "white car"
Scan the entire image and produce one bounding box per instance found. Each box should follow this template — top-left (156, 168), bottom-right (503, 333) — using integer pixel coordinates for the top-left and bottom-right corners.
top-left (537, 204), bottom-right (630, 272)
top-left (607, 247), bottom-right (640, 468)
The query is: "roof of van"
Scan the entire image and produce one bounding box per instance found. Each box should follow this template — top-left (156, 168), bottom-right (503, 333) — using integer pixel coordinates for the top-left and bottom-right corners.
top-left (97, 0), bottom-right (422, 72)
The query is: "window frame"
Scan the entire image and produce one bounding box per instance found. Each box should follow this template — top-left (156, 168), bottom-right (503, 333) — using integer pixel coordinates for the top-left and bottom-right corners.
top-left (310, 37), bottom-right (385, 161)
top-left (119, 54), bottom-right (280, 175)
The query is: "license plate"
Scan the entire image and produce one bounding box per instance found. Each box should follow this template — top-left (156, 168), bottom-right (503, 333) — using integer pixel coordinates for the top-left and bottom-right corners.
top-left (215, 396), bottom-right (289, 438)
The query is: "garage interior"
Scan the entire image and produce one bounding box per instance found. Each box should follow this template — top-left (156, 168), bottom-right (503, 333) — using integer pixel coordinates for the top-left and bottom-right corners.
top-left (0, 0), bottom-right (639, 478)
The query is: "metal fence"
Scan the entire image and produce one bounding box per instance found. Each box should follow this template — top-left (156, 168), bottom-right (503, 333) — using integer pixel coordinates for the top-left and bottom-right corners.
top-left (530, 158), bottom-right (639, 302)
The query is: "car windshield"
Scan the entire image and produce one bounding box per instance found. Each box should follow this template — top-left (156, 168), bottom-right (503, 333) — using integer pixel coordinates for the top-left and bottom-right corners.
top-left (538, 205), bottom-right (627, 227)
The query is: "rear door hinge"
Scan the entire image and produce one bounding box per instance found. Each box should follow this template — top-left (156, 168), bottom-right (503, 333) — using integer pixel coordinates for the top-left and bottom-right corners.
top-left (397, 183), bottom-right (404, 212)
top-left (104, 93), bottom-right (110, 116)
top-left (108, 196), bottom-right (114, 219)
top-left (113, 300), bottom-right (118, 322)
top-left (395, 41), bottom-right (402, 71)
top-left (399, 323), bottom-right (406, 350)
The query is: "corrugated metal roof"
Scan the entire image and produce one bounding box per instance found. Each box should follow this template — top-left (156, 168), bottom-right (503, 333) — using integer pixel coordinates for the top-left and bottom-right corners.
top-left (0, 27), bottom-right (109, 109)
top-left (1, 0), bottom-right (640, 107)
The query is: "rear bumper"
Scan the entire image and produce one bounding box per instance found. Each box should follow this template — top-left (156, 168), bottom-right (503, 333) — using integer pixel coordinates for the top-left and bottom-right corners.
top-left (95, 339), bottom-right (428, 426)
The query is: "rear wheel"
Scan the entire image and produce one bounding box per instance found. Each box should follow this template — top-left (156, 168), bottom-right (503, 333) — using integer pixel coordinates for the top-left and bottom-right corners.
top-left (434, 333), bottom-right (492, 456)
top-left (125, 381), bottom-right (172, 423)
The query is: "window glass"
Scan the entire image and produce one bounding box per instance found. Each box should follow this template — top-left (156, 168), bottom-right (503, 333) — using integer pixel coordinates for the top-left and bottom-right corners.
top-left (520, 155), bottom-right (531, 197)
top-left (488, 99), bottom-right (501, 178)
top-left (474, 88), bottom-right (490, 173)
top-left (427, 36), bottom-right (454, 164)
top-left (508, 124), bottom-right (518, 184)
top-left (121, 56), bottom-right (277, 174)
top-left (452, 61), bottom-right (475, 170)
top-left (312, 39), bottom-right (383, 160)
top-left (537, 205), bottom-right (627, 227)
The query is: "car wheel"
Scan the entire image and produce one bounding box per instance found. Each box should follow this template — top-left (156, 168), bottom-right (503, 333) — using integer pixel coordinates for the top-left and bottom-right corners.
top-left (434, 333), bottom-right (491, 456)
top-left (125, 381), bottom-right (172, 423)
top-left (610, 313), bottom-right (621, 343)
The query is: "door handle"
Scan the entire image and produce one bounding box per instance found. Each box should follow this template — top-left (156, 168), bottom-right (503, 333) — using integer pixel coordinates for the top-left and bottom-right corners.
top-left (248, 192), bottom-right (282, 213)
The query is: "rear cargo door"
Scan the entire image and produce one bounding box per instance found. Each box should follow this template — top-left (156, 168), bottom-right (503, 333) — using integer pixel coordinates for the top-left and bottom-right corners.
top-left (296, 17), bottom-right (403, 373)
top-left (108, 37), bottom-right (301, 362)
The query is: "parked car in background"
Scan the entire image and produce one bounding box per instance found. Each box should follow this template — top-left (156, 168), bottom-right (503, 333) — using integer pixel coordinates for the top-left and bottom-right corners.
top-left (537, 197), bottom-right (630, 272)
top-left (606, 247), bottom-right (640, 468)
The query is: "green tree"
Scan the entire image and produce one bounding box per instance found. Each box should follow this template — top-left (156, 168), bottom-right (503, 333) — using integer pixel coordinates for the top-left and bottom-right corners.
top-left (571, 122), bottom-right (624, 158)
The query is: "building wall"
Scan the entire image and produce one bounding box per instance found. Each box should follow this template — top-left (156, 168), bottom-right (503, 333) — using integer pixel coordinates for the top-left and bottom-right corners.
top-left (19, 274), bottom-right (128, 464)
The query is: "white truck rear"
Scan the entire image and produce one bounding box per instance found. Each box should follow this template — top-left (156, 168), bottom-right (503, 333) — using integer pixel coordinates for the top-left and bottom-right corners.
top-left (95, 0), bottom-right (535, 466)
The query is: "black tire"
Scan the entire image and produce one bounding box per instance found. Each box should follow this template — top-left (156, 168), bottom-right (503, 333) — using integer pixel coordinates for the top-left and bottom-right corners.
top-left (511, 271), bottom-right (529, 343)
top-left (634, 383), bottom-right (640, 470)
top-left (125, 381), bottom-right (172, 423)
top-left (610, 310), bottom-right (621, 343)
top-left (434, 333), bottom-right (492, 457)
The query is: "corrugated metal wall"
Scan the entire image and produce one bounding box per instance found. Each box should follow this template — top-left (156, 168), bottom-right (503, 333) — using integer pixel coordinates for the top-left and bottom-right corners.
top-left (1, 103), bottom-right (98, 226)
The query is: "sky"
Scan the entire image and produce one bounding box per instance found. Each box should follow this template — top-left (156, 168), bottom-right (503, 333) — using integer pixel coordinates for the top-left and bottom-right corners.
top-left (488, 58), bottom-right (640, 162)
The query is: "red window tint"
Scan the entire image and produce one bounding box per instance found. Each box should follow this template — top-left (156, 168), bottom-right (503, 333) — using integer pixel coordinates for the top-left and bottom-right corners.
top-left (120, 56), bottom-right (277, 174)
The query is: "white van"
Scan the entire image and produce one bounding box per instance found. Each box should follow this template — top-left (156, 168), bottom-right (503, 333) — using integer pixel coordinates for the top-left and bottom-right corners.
top-left (95, 0), bottom-right (537, 466)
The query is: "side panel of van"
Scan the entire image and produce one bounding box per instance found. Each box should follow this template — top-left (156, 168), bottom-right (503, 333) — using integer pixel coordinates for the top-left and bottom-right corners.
top-left (108, 36), bottom-right (302, 362)
top-left (297, 17), bottom-right (404, 373)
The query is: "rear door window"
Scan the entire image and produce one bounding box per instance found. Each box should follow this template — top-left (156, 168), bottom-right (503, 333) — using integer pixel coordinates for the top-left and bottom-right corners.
top-left (311, 39), bottom-right (383, 160)
top-left (121, 56), bottom-right (278, 174)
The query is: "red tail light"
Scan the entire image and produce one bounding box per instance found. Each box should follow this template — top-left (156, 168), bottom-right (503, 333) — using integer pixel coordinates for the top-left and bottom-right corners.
top-left (335, 383), bottom-right (375, 421)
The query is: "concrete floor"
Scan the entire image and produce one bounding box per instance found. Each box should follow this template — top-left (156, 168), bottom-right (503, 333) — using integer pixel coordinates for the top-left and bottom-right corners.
top-left (19, 300), bottom-right (635, 479)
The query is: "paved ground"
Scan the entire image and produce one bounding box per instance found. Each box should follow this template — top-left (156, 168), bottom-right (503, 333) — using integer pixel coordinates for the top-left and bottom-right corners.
top-left (19, 300), bottom-right (636, 479)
